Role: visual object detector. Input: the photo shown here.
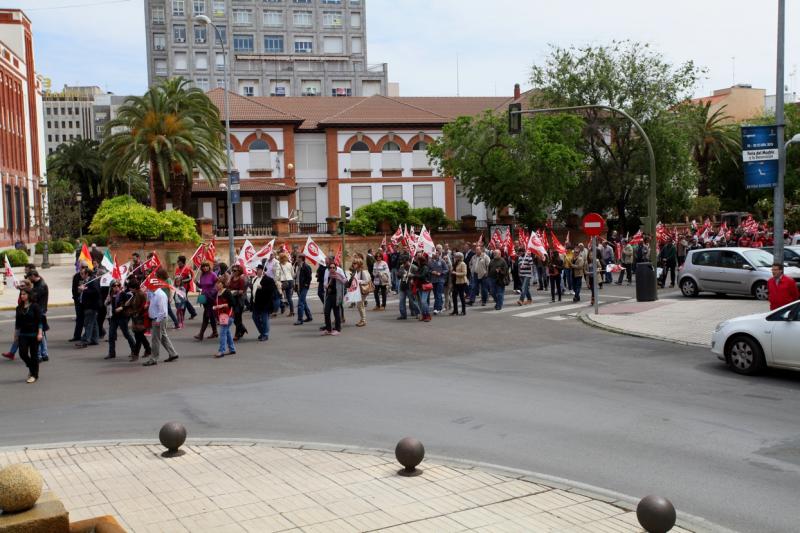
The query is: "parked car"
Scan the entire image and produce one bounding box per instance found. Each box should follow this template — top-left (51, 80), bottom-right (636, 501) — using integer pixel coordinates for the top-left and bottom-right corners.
top-left (679, 247), bottom-right (800, 300)
top-left (762, 245), bottom-right (800, 267)
top-left (711, 300), bottom-right (800, 374)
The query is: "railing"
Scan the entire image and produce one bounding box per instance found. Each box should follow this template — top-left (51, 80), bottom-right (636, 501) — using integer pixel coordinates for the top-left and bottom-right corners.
top-left (475, 219), bottom-right (490, 230)
top-left (289, 222), bottom-right (330, 234)
top-left (432, 220), bottom-right (461, 232)
top-left (213, 224), bottom-right (274, 237)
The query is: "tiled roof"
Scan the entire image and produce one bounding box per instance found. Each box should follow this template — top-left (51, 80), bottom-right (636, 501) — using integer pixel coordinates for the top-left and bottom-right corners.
top-left (396, 97), bottom-right (513, 118)
top-left (206, 89), bottom-right (303, 123)
top-left (193, 179), bottom-right (296, 194)
top-left (252, 97), bottom-right (368, 130)
top-left (318, 95), bottom-right (451, 126)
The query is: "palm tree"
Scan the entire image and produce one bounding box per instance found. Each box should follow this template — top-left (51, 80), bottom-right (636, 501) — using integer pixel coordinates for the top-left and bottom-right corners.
top-left (686, 102), bottom-right (741, 196)
top-left (47, 138), bottom-right (104, 233)
top-left (101, 77), bottom-right (224, 212)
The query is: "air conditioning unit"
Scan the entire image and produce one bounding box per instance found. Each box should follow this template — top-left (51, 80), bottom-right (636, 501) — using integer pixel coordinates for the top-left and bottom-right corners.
top-left (196, 38), bottom-right (206, 43)
top-left (303, 87), bottom-right (318, 95)
top-left (175, 37), bottom-right (186, 43)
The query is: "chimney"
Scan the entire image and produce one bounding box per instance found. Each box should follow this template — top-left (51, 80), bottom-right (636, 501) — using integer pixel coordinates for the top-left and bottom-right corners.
top-left (513, 83), bottom-right (521, 100)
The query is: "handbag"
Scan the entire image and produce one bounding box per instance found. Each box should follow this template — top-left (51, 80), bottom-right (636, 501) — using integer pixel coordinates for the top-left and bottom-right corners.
top-left (421, 282), bottom-right (433, 291)
top-left (197, 293), bottom-right (207, 305)
top-left (218, 312), bottom-right (230, 326)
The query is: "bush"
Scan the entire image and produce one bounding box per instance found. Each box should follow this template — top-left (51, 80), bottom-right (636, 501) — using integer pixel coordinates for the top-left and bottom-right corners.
top-left (687, 194), bottom-right (721, 221)
top-left (88, 196), bottom-right (200, 244)
top-left (346, 200), bottom-right (452, 236)
top-left (80, 234), bottom-right (109, 247)
top-left (35, 240), bottom-right (75, 254)
top-left (0, 249), bottom-right (29, 267)
top-left (409, 207), bottom-right (451, 229)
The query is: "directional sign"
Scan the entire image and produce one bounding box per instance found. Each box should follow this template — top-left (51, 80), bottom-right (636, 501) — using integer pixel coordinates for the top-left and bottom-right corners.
top-left (229, 170), bottom-right (240, 204)
top-left (581, 212), bottom-right (606, 237)
top-left (741, 125), bottom-right (778, 189)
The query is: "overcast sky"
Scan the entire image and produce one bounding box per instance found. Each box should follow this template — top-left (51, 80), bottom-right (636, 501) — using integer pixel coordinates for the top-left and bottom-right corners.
top-left (14, 0), bottom-right (800, 99)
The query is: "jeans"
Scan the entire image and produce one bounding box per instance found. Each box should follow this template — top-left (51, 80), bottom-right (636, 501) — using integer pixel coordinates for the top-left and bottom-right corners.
top-left (18, 336), bottom-right (39, 379)
top-left (572, 275), bottom-right (583, 301)
top-left (550, 276), bottom-right (562, 301)
top-left (486, 277), bottom-right (496, 304)
top-left (324, 296), bottom-right (341, 332)
top-left (252, 310), bottom-right (270, 338)
top-left (562, 269), bottom-right (573, 291)
top-left (38, 332), bottom-right (48, 359)
top-left (167, 302), bottom-right (179, 328)
top-left (72, 302), bottom-right (84, 339)
top-left (493, 282), bottom-right (505, 309)
top-left (398, 288), bottom-right (418, 318)
top-left (618, 263), bottom-right (633, 284)
top-left (390, 268), bottom-right (399, 292)
top-left (81, 309), bottom-right (99, 345)
top-left (469, 275), bottom-right (488, 304)
top-left (108, 316), bottom-right (135, 357)
top-left (536, 266), bottom-right (546, 289)
top-left (519, 276), bottom-right (532, 301)
top-left (218, 324), bottom-right (235, 354)
top-left (432, 281), bottom-right (445, 311)
top-left (282, 281), bottom-right (295, 314)
top-left (452, 284), bottom-right (467, 314)
top-left (184, 299), bottom-right (197, 318)
top-left (147, 320), bottom-right (177, 363)
top-left (374, 285), bottom-right (387, 308)
top-left (418, 289), bottom-right (430, 316)
top-left (297, 287), bottom-right (312, 322)
top-left (604, 267), bottom-right (613, 284)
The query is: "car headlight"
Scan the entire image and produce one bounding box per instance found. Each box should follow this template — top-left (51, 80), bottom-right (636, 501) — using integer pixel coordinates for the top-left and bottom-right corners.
top-left (715, 321), bottom-right (729, 333)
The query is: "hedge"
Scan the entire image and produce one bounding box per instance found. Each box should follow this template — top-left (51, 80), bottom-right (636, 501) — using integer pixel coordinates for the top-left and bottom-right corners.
top-left (35, 240), bottom-right (76, 254)
top-left (0, 249), bottom-right (29, 267)
top-left (346, 200), bottom-right (453, 236)
top-left (88, 196), bottom-right (200, 244)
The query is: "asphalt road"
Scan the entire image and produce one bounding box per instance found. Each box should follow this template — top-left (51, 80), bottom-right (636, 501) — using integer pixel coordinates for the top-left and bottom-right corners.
top-left (1, 285), bottom-right (798, 532)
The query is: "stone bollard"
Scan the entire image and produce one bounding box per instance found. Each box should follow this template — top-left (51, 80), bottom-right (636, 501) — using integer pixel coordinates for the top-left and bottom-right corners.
top-left (395, 437), bottom-right (425, 477)
top-left (636, 494), bottom-right (676, 533)
top-left (0, 464), bottom-right (43, 513)
top-left (159, 422), bottom-right (187, 458)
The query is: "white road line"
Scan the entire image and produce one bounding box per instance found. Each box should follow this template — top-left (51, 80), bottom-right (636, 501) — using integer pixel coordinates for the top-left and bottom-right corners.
top-left (482, 301), bottom-right (553, 314)
top-left (513, 302), bottom-right (591, 318)
top-left (545, 315), bottom-right (570, 321)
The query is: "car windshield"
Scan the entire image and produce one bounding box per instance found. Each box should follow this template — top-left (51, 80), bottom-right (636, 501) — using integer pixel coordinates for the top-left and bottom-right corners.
top-left (743, 249), bottom-right (775, 268)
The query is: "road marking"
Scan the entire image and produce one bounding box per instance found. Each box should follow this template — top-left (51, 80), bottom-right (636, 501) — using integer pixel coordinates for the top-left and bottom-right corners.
top-left (545, 315), bottom-right (569, 321)
top-left (513, 302), bottom-right (590, 318)
top-left (482, 301), bottom-right (553, 314)
top-left (0, 313), bottom-right (74, 324)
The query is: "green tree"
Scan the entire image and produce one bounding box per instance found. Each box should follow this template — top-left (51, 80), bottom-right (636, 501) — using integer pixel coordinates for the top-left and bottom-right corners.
top-left (46, 138), bottom-right (103, 234)
top-left (529, 41), bottom-right (702, 231)
top-left (683, 102), bottom-right (740, 196)
top-left (427, 110), bottom-right (585, 226)
top-left (101, 77), bottom-right (225, 212)
top-left (43, 175), bottom-right (82, 241)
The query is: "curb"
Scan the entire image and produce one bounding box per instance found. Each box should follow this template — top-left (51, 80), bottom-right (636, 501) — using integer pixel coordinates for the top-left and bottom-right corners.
top-left (0, 437), bottom-right (735, 533)
top-left (579, 312), bottom-right (709, 348)
top-left (0, 301), bottom-right (73, 311)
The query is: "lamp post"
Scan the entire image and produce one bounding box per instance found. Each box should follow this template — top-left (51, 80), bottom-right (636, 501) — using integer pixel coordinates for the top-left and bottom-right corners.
top-left (39, 180), bottom-right (50, 269)
top-left (774, 0), bottom-right (787, 260)
top-left (75, 191), bottom-right (83, 241)
top-left (195, 14), bottom-right (235, 265)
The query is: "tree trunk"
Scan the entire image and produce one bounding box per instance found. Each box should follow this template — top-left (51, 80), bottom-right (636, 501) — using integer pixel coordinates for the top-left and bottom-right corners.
top-left (153, 174), bottom-right (167, 212)
top-left (181, 176), bottom-right (193, 214)
top-left (697, 159), bottom-right (710, 197)
top-left (169, 173), bottom-right (185, 213)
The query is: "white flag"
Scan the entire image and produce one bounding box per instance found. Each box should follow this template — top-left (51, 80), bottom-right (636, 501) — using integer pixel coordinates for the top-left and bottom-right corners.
top-left (419, 225), bottom-right (436, 256)
top-left (4, 256), bottom-right (18, 288)
top-left (236, 239), bottom-right (257, 275)
top-left (344, 276), bottom-right (361, 304)
top-left (255, 239), bottom-right (276, 263)
top-left (302, 236), bottom-right (327, 266)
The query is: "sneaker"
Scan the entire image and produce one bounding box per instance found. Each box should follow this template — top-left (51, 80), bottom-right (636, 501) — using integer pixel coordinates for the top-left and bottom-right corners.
top-left (165, 355), bottom-right (179, 362)
top-left (26, 376), bottom-right (36, 384)
top-left (396, 316), bottom-right (407, 320)
top-left (330, 330), bottom-right (340, 336)
top-left (321, 330), bottom-right (331, 336)
top-left (356, 321), bottom-right (366, 327)
top-left (293, 321), bottom-right (303, 326)
top-left (103, 355), bottom-right (116, 360)
top-left (433, 310), bottom-right (440, 315)
top-left (2, 352), bottom-right (14, 361)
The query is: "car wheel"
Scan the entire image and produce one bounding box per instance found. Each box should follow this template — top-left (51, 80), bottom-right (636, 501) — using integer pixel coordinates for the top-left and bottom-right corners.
top-left (752, 281), bottom-right (769, 301)
top-left (725, 335), bottom-right (765, 375)
top-left (680, 278), bottom-right (698, 297)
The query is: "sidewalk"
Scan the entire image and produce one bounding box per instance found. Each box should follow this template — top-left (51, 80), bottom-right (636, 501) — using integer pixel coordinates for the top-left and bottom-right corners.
top-left (0, 441), bottom-right (699, 533)
top-left (581, 297), bottom-right (766, 347)
top-left (1, 264), bottom-right (76, 310)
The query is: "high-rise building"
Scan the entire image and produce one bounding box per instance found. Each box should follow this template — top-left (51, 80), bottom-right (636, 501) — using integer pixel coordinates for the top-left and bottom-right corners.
top-left (144, 0), bottom-right (388, 97)
top-left (0, 9), bottom-right (46, 247)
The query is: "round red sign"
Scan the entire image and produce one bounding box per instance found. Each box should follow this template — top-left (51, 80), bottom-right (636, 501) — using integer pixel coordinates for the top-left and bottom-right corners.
top-left (582, 212), bottom-right (606, 237)
top-left (308, 242), bottom-right (319, 256)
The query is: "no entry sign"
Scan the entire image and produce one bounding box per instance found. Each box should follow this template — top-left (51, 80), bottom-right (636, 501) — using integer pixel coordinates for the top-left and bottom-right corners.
top-left (582, 213), bottom-right (606, 237)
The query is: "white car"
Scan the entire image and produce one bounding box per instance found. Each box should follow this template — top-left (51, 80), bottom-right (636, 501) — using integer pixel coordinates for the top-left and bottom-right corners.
top-left (711, 300), bottom-right (800, 374)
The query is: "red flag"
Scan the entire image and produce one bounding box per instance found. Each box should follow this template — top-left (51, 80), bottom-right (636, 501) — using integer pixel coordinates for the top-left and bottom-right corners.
top-left (526, 231), bottom-right (547, 259)
top-left (476, 233), bottom-right (484, 246)
top-left (334, 244), bottom-right (342, 266)
top-left (143, 251), bottom-right (161, 271)
top-left (112, 255), bottom-right (122, 281)
top-left (503, 231), bottom-right (514, 255)
top-left (390, 226), bottom-right (403, 244)
top-left (205, 238), bottom-right (217, 262)
top-left (550, 231), bottom-right (566, 255)
top-left (280, 243), bottom-right (289, 254)
top-left (540, 230), bottom-right (550, 250)
top-left (490, 229), bottom-right (502, 250)
top-left (628, 230), bottom-right (644, 245)
top-left (189, 244), bottom-right (205, 268)
top-left (143, 271), bottom-right (170, 291)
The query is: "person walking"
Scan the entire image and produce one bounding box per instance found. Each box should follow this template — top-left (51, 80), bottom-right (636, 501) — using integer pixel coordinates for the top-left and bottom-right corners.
top-left (658, 237), bottom-right (677, 288)
top-left (142, 268), bottom-right (179, 366)
top-left (124, 280), bottom-right (151, 362)
top-left (548, 250), bottom-right (564, 302)
top-left (429, 251), bottom-right (449, 315)
top-left (351, 257), bottom-right (371, 327)
top-left (322, 259), bottom-right (346, 335)
top-left (488, 250), bottom-right (508, 310)
top-left (587, 250), bottom-right (602, 306)
top-left (174, 256), bottom-right (198, 320)
top-left (768, 262), bottom-right (800, 310)
top-left (252, 264), bottom-right (277, 340)
top-left (412, 253), bottom-right (432, 321)
top-left (572, 244), bottom-right (586, 302)
top-left (372, 252), bottom-right (390, 311)
top-left (616, 238), bottom-right (634, 285)
top-left (195, 262), bottom-right (218, 341)
top-left (294, 254), bottom-right (313, 325)
top-left (15, 288), bottom-right (42, 384)
top-left (105, 281), bottom-right (136, 360)
top-left (468, 245), bottom-right (490, 306)
top-left (228, 265), bottom-right (248, 340)
top-left (76, 269), bottom-right (101, 348)
top-left (450, 252), bottom-right (468, 316)
top-left (602, 241), bottom-right (615, 284)
top-left (562, 245), bottom-right (574, 295)
top-left (213, 279), bottom-right (236, 358)
top-left (28, 270), bottom-right (49, 362)
top-left (517, 253), bottom-right (534, 305)
top-left (396, 258), bottom-right (417, 320)
top-left (276, 252), bottom-right (295, 317)
top-left (69, 265), bottom-right (88, 342)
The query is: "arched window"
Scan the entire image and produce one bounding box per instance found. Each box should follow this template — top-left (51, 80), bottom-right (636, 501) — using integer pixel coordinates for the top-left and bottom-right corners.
top-left (412, 141), bottom-right (427, 151)
top-left (381, 141), bottom-right (401, 169)
top-left (351, 141), bottom-right (370, 152)
top-left (382, 141), bottom-right (401, 152)
top-left (412, 140), bottom-right (429, 169)
top-left (350, 140), bottom-right (371, 170)
top-left (248, 138), bottom-right (271, 169)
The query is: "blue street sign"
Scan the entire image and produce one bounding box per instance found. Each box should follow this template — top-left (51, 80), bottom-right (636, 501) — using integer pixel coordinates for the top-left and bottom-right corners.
top-left (741, 125), bottom-right (778, 189)
top-left (229, 170), bottom-right (240, 204)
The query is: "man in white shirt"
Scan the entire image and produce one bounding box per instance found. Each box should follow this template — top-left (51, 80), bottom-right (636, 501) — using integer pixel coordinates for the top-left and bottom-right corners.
top-left (143, 270), bottom-right (179, 366)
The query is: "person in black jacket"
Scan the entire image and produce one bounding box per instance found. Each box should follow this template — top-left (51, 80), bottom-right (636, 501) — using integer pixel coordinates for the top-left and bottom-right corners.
top-left (105, 281), bottom-right (136, 360)
top-left (27, 270), bottom-right (49, 362)
top-left (251, 264), bottom-right (277, 341)
top-left (76, 269), bottom-right (101, 348)
top-left (69, 266), bottom-right (87, 341)
top-left (15, 288), bottom-right (42, 383)
top-left (294, 254), bottom-right (313, 325)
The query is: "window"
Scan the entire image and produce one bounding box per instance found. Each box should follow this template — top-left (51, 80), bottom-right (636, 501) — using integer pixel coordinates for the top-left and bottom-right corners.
top-left (248, 139), bottom-right (271, 169)
top-left (174, 52), bottom-right (188, 70)
top-left (76, 121), bottom-right (80, 127)
top-left (195, 52), bottom-right (208, 69)
top-left (323, 36), bottom-right (343, 54)
top-left (47, 134), bottom-right (52, 142)
top-left (174, 25), bottom-right (187, 43)
top-left (331, 80), bottom-right (351, 96)
top-left (301, 80), bottom-right (321, 95)
top-left (239, 79), bottom-right (258, 96)
top-left (351, 186), bottom-right (371, 210)
top-left (322, 10), bottom-right (342, 27)
top-left (233, 34), bottom-right (254, 52)
top-left (155, 59), bottom-right (168, 75)
top-left (456, 184), bottom-right (472, 217)
top-left (67, 107), bottom-right (73, 115)
top-left (263, 10), bottom-right (282, 25)
top-left (350, 140), bottom-right (370, 170)
top-left (212, 0), bottom-right (225, 16)
top-left (264, 35), bottom-right (284, 53)
top-left (294, 38), bottom-right (313, 53)
top-left (47, 121), bottom-right (51, 128)
top-left (154, 33), bottom-right (166, 50)
top-left (192, 0), bottom-right (205, 14)
top-left (194, 25), bottom-right (207, 43)
top-left (215, 53), bottom-right (225, 70)
top-left (46, 108), bottom-right (51, 115)
top-left (299, 187), bottom-right (317, 223)
top-left (252, 197), bottom-right (272, 225)
top-left (351, 36), bottom-right (362, 54)
top-left (152, 5), bottom-right (165, 24)
top-left (350, 12), bottom-right (361, 27)
top-left (55, 134), bottom-right (60, 142)
top-left (293, 0), bottom-right (311, 3)
top-left (61, 121), bottom-right (66, 128)
top-left (270, 79), bottom-right (289, 95)
top-left (233, 8), bottom-right (252, 24)
top-left (381, 141), bottom-right (401, 169)
top-left (173, 0), bottom-right (185, 16)
top-left (321, 0), bottom-right (341, 3)
top-left (413, 185), bottom-right (434, 208)
top-left (719, 250), bottom-right (746, 269)
top-left (69, 121), bottom-right (73, 128)
top-left (216, 78), bottom-right (225, 88)
top-left (412, 140), bottom-right (429, 168)
top-left (215, 25), bottom-right (227, 45)
top-left (293, 10), bottom-right (312, 26)
top-left (295, 139), bottom-right (326, 170)
top-left (692, 250), bottom-right (719, 267)
top-left (382, 185), bottom-right (402, 202)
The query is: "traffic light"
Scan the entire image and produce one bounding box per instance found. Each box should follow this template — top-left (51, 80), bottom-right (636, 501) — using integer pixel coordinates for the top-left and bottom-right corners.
top-left (340, 205), bottom-right (351, 223)
top-left (508, 102), bottom-right (522, 134)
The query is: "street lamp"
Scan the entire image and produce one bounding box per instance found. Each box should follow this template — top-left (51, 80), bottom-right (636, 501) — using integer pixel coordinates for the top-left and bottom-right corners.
top-left (76, 191), bottom-right (83, 241)
top-left (195, 13), bottom-right (235, 265)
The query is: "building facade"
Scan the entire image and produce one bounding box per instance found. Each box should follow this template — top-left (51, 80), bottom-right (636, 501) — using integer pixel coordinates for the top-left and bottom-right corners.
top-left (691, 84), bottom-right (765, 123)
top-left (144, 0), bottom-right (388, 98)
top-left (194, 90), bottom-right (511, 232)
top-left (0, 9), bottom-right (45, 247)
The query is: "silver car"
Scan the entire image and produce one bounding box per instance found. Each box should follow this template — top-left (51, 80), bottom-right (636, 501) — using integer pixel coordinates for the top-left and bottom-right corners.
top-left (762, 245), bottom-right (800, 267)
top-left (679, 247), bottom-right (800, 300)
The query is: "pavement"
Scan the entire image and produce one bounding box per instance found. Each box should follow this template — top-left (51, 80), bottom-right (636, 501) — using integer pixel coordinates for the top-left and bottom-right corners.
top-left (582, 294), bottom-right (766, 347)
top-left (0, 441), bottom-right (697, 533)
top-left (1, 264), bottom-right (76, 310)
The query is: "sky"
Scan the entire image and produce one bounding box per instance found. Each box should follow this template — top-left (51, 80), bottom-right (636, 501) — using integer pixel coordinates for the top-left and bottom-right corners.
top-left (11, 0), bottom-right (800, 99)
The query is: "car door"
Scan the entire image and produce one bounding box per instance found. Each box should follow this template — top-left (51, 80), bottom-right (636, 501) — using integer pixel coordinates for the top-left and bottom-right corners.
top-left (770, 302), bottom-right (800, 367)
top-left (715, 250), bottom-right (752, 295)
top-left (691, 250), bottom-right (721, 291)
